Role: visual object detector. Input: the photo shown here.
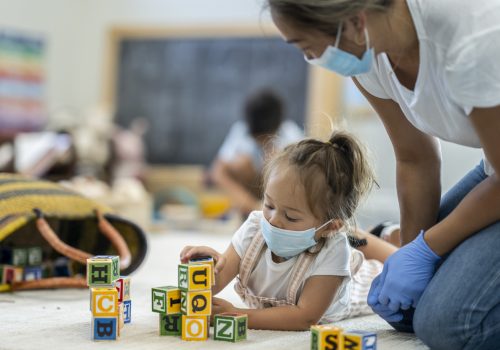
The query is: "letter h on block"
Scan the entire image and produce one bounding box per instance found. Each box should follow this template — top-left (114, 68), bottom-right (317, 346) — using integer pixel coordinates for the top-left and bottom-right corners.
top-left (87, 256), bottom-right (120, 286)
top-left (343, 330), bottom-right (377, 350)
top-left (214, 312), bottom-right (248, 342)
top-left (178, 263), bottom-right (212, 291)
top-left (311, 325), bottom-right (344, 350)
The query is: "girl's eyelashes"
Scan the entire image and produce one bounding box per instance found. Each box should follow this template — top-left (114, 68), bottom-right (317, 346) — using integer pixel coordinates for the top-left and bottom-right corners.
top-left (264, 203), bottom-right (274, 210)
top-left (285, 213), bottom-right (299, 222)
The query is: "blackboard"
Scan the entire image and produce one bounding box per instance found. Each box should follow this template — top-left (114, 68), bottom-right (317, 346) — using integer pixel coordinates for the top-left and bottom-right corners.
top-left (115, 36), bottom-right (309, 165)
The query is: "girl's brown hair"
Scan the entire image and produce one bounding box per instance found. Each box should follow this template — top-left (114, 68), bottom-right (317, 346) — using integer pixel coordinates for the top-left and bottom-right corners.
top-left (266, 0), bottom-right (393, 37)
top-left (263, 130), bottom-right (375, 236)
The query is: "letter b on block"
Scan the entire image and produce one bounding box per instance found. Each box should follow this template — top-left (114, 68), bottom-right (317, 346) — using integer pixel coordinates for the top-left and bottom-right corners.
top-left (343, 331), bottom-right (377, 350)
top-left (92, 317), bottom-right (118, 340)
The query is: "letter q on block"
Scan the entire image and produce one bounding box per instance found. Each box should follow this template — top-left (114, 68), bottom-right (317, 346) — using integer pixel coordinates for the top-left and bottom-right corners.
top-left (91, 288), bottom-right (119, 317)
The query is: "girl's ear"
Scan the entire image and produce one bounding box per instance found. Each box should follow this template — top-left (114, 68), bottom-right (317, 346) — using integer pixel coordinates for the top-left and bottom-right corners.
top-left (322, 219), bottom-right (344, 238)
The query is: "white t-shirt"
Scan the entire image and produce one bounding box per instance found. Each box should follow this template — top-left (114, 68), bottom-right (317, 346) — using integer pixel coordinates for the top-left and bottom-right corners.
top-left (231, 211), bottom-right (354, 323)
top-left (217, 120), bottom-right (304, 171)
top-left (356, 0), bottom-right (500, 175)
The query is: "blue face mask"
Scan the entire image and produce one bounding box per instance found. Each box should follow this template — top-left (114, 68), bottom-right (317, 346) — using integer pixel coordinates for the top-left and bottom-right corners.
top-left (305, 22), bottom-right (374, 77)
top-left (260, 216), bottom-right (333, 259)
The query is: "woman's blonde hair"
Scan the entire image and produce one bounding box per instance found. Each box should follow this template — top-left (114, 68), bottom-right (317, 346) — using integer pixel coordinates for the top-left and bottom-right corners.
top-left (263, 130), bottom-right (375, 236)
top-left (266, 0), bottom-right (393, 36)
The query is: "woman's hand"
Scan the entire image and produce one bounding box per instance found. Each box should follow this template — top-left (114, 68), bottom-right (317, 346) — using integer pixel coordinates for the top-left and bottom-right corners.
top-left (368, 230), bottom-right (441, 320)
top-left (179, 245), bottom-right (226, 274)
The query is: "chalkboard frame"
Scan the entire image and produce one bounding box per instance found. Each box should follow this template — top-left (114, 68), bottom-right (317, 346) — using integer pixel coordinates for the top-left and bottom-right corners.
top-left (101, 25), bottom-right (343, 163)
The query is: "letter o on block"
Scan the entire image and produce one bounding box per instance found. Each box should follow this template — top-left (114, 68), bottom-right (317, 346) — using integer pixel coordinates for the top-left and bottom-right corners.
top-left (181, 315), bottom-right (208, 341)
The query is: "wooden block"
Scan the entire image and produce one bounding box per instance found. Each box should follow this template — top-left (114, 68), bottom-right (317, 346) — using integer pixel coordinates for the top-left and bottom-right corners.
top-left (0, 247), bottom-right (27, 266)
top-left (118, 303), bottom-right (124, 337)
top-left (86, 256), bottom-right (120, 287)
top-left (91, 287), bottom-right (119, 317)
top-left (13, 267), bottom-right (23, 282)
top-left (178, 263), bottom-right (212, 291)
top-left (53, 257), bottom-right (73, 277)
top-left (181, 315), bottom-right (208, 341)
top-left (189, 256), bottom-right (215, 285)
top-left (159, 313), bottom-right (182, 336)
top-left (27, 247), bottom-right (43, 266)
top-left (311, 325), bottom-right (344, 350)
top-left (343, 330), bottom-right (377, 350)
top-left (1, 265), bottom-right (15, 284)
top-left (152, 286), bottom-right (181, 314)
top-left (180, 289), bottom-right (211, 316)
top-left (213, 312), bottom-right (248, 342)
top-left (115, 276), bottom-right (131, 302)
top-left (123, 300), bottom-right (132, 324)
top-left (23, 266), bottom-right (42, 281)
top-left (92, 317), bottom-right (118, 340)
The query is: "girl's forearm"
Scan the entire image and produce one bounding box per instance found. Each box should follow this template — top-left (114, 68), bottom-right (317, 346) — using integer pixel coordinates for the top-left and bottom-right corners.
top-left (232, 305), bottom-right (318, 331)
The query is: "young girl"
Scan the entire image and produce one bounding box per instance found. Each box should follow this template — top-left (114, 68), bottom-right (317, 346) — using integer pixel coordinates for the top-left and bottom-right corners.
top-left (180, 131), bottom-right (397, 330)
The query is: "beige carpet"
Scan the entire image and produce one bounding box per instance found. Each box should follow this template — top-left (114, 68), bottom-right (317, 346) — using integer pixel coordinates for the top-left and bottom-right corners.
top-left (0, 230), bottom-right (428, 350)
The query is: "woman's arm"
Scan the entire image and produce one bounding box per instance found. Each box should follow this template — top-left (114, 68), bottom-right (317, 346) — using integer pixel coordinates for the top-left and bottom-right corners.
top-left (424, 105), bottom-right (500, 255)
top-left (180, 243), bottom-right (241, 295)
top-left (214, 275), bottom-right (344, 331)
top-left (353, 78), bottom-right (441, 245)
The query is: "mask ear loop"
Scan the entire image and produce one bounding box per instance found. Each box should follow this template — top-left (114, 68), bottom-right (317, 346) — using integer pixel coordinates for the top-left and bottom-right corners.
top-left (334, 22), bottom-right (343, 48)
top-left (315, 219), bottom-right (335, 238)
top-left (364, 27), bottom-right (371, 51)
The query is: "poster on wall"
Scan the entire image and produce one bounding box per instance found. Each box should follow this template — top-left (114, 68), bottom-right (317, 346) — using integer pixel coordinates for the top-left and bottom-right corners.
top-left (0, 30), bottom-right (46, 137)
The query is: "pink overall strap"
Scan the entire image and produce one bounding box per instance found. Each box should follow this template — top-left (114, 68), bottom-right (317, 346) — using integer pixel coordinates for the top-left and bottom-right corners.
top-left (285, 244), bottom-right (320, 304)
top-left (237, 230), bottom-right (266, 287)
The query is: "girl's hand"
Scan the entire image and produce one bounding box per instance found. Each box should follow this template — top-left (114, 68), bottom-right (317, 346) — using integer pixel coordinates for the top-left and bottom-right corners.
top-left (212, 297), bottom-right (235, 318)
top-left (179, 245), bottom-right (226, 273)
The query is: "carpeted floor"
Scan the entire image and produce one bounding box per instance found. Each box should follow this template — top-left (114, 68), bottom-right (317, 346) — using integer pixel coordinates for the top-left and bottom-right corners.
top-left (0, 230), bottom-right (429, 350)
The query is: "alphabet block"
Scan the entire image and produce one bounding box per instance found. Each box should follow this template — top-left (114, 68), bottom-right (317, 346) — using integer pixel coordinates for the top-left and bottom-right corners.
top-left (1, 265), bottom-right (15, 284)
top-left (152, 286), bottom-right (181, 314)
top-left (160, 313), bottom-right (182, 336)
top-left (118, 303), bottom-right (124, 336)
top-left (189, 256), bottom-right (215, 285)
top-left (343, 331), bottom-right (377, 350)
top-left (91, 287), bottom-right (119, 317)
top-left (214, 312), bottom-right (248, 342)
top-left (115, 276), bottom-right (131, 302)
top-left (311, 325), bottom-right (344, 350)
top-left (27, 247), bottom-right (43, 266)
top-left (86, 256), bottom-right (120, 286)
top-left (0, 247), bottom-right (27, 266)
top-left (178, 263), bottom-right (212, 291)
top-left (123, 300), bottom-right (132, 324)
top-left (23, 266), bottom-right (42, 281)
top-left (92, 317), bottom-right (118, 340)
top-left (180, 289), bottom-right (211, 316)
top-left (181, 315), bottom-right (208, 341)
top-left (54, 257), bottom-right (73, 277)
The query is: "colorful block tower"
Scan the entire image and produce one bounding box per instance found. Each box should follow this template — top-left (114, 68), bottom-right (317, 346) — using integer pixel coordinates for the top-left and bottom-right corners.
top-left (152, 256), bottom-right (248, 342)
top-left (87, 256), bottom-right (132, 340)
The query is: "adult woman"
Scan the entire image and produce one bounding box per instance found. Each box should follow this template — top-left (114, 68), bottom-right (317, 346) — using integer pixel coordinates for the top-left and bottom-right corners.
top-left (266, 0), bottom-right (500, 348)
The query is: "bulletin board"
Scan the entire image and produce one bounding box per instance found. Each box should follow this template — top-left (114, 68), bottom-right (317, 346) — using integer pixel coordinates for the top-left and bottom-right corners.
top-left (103, 26), bottom-right (342, 165)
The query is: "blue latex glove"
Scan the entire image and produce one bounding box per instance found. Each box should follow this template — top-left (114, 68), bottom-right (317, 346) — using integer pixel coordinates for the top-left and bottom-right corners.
top-left (368, 274), bottom-right (403, 322)
top-left (368, 230), bottom-right (441, 316)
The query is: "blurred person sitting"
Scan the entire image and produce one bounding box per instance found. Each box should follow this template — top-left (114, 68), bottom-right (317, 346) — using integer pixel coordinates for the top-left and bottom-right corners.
top-left (210, 89), bottom-right (303, 216)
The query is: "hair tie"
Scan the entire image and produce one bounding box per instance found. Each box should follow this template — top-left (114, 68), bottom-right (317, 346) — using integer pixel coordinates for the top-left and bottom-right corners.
top-left (326, 141), bottom-right (340, 149)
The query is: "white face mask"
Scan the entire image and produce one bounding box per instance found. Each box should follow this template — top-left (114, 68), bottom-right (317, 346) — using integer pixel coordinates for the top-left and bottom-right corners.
top-left (260, 216), bottom-right (333, 258)
top-left (305, 22), bottom-right (374, 77)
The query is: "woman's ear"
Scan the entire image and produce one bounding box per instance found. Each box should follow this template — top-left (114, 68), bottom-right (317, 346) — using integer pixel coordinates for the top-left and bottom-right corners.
top-left (345, 12), bottom-right (368, 46)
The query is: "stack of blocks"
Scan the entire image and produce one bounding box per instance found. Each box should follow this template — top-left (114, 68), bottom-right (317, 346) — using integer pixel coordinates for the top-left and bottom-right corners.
top-left (87, 255), bottom-right (132, 341)
top-left (152, 256), bottom-right (248, 342)
top-left (0, 246), bottom-right (43, 291)
top-left (311, 325), bottom-right (377, 350)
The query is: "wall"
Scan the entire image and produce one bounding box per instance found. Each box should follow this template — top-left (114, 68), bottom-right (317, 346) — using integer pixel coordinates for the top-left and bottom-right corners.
top-left (0, 0), bottom-right (269, 121)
